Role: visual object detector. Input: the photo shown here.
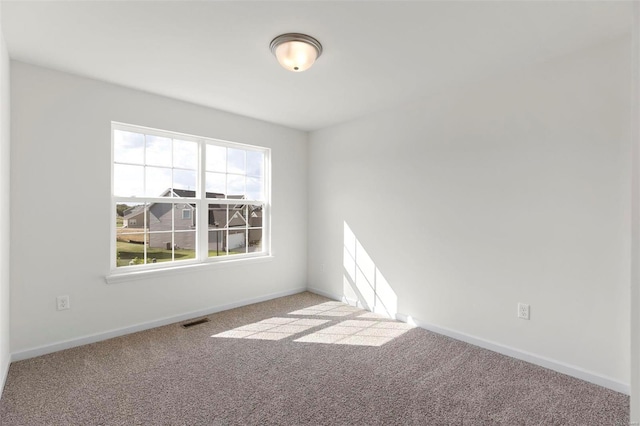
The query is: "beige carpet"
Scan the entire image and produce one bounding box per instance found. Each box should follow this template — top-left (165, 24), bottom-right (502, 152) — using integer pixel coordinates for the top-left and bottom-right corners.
top-left (0, 292), bottom-right (629, 425)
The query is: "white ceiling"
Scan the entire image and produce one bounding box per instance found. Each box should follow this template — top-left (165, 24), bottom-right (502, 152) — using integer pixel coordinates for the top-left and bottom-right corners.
top-left (1, 1), bottom-right (633, 131)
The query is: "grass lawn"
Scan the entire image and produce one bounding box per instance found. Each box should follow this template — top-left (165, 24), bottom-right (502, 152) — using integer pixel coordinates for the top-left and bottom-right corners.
top-left (116, 241), bottom-right (238, 267)
top-left (117, 241), bottom-right (195, 267)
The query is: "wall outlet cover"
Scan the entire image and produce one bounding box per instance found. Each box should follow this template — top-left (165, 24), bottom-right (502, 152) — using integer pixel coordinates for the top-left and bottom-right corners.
top-left (57, 295), bottom-right (70, 311)
top-left (517, 303), bottom-right (530, 320)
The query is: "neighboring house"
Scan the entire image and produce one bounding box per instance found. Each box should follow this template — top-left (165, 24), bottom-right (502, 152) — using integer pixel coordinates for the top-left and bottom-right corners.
top-left (122, 204), bottom-right (147, 228)
top-left (135, 188), bottom-right (262, 252)
top-left (148, 188), bottom-right (210, 250)
top-left (208, 203), bottom-right (263, 253)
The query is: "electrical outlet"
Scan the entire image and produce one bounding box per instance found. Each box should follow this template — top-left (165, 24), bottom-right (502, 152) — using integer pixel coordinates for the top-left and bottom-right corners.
top-left (57, 295), bottom-right (70, 311)
top-left (517, 303), bottom-right (530, 320)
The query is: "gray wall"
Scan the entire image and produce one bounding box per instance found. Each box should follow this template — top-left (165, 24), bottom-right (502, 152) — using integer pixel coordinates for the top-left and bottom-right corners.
top-left (0, 2), bottom-right (10, 397)
top-left (631, 3), bottom-right (640, 421)
top-left (10, 62), bottom-right (308, 353)
top-left (308, 37), bottom-right (631, 391)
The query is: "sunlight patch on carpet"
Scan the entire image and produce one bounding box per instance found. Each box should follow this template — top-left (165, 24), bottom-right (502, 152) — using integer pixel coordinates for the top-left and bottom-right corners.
top-left (288, 301), bottom-right (363, 317)
top-left (212, 317), bottom-right (330, 341)
top-left (211, 306), bottom-right (414, 347)
top-left (294, 319), bottom-right (413, 346)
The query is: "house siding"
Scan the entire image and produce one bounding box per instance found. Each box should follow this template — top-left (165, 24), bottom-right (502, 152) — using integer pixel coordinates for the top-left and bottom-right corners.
top-left (149, 203), bottom-right (195, 249)
top-left (123, 211), bottom-right (146, 228)
top-left (149, 232), bottom-right (196, 251)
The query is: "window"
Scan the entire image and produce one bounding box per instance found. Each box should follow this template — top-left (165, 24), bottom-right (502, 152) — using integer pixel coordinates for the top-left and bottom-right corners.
top-left (112, 122), bottom-right (269, 271)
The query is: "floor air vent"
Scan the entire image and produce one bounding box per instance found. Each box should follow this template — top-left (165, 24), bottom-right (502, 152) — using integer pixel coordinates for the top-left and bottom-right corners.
top-left (181, 318), bottom-right (210, 329)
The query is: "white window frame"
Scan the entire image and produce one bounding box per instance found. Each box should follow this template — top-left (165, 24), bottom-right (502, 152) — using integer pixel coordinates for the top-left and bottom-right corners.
top-left (182, 209), bottom-right (192, 220)
top-left (110, 122), bottom-right (271, 276)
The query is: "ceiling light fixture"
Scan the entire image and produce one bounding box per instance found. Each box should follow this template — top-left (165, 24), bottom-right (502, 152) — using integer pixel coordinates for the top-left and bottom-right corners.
top-left (270, 33), bottom-right (323, 72)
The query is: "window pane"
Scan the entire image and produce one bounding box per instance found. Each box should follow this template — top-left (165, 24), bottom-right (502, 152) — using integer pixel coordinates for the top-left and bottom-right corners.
top-left (248, 205), bottom-right (263, 228)
top-left (208, 204), bottom-right (227, 229)
top-left (113, 124), bottom-right (269, 269)
top-left (206, 145), bottom-right (226, 172)
top-left (117, 236), bottom-right (149, 267)
top-left (145, 167), bottom-right (172, 197)
top-left (174, 139), bottom-right (197, 170)
top-left (148, 202), bottom-right (173, 232)
top-left (116, 202), bottom-right (148, 267)
top-left (114, 164), bottom-right (144, 197)
top-left (228, 206), bottom-right (248, 228)
top-left (246, 176), bottom-right (263, 201)
top-left (208, 202), bottom-right (227, 257)
top-left (145, 202), bottom-right (197, 262)
top-left (148, 232), bottom-right (174, 263)
top-left (208, 230), bottom-right (227, 257)
top-left (118, 202), bottom-right (147, 230)
top-left (228, 229), bottom-right (247, 255)
top-left (248, 229), bottom-right (263, 253)
top-left (145, 135), bottom-right (172, 167)
top-left (173, 169), bottom-right (196, 193)
top-left (174, 202), bottom-right (196, 229)
top-left (246, 151), bottom-right (264, 177)
top-left (227, 175), bottom-right (245, 197)
top-left (114, 130), bottom-right (144, 164)
top-left (174, 231), bottom-right (196, 261)
top-left (206, 172), bottom-right (226, 196)
top-left (227, 148), bottom-right (245, 174)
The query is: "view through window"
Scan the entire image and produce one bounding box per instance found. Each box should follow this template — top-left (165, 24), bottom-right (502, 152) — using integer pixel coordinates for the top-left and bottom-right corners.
top-left (112, 123), bottom-right (269, 271)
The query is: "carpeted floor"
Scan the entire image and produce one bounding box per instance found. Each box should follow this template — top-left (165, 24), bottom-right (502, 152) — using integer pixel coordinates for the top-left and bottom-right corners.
top-left (0, 292), bottom-right (629, 425)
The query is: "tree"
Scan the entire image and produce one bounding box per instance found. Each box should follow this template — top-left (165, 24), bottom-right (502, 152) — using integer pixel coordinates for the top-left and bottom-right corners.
top-left (116, 204), bottom-right (130, 217)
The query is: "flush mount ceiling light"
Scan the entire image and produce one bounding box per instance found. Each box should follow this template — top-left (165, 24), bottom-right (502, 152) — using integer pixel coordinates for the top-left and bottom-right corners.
top-left (269, 33), bottom-right (323, 72)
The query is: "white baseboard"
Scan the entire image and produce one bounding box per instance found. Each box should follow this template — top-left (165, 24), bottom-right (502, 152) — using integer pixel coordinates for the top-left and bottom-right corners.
top-left (0, 354), bottom-right (9, 399)
top-left (307, 287), bottom-right (362, 307)
top-left (306, 287), bottom-right (629, 395)
top-left (306, 287), bottom-right (338, 300)
top-left (394, 312), bottom-right (630, 395)
top-left (11, 287), bottom-right (307, 362)
top-left (10, 285), bottom-right (630, 396)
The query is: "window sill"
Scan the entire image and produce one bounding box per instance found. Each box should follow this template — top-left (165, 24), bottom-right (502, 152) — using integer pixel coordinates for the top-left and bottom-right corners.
top-left (105, 255), bottom-right (274, 284)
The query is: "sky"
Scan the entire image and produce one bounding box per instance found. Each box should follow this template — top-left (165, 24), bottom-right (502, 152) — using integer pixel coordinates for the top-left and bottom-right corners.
top-left (114, 129), bottom-right (265, 200)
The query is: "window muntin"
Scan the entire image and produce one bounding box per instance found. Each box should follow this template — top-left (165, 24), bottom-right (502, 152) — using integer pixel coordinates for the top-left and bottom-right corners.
top-left (112, 123), bottom-right (269, 271)
top-left (207, 203), bottom-right (264, 257)
top-left (113, 130), bottom-right (198, 198)
top-left (204, 144), bottom-right (265, 200)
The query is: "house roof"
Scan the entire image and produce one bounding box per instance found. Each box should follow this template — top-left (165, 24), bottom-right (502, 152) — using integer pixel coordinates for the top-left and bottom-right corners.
top-left (158, 188), bottom-right (232, 209)
top-left (209, 208), bottom-right (245, 229)
top-left (160, 188), bottom-right (250, 210)
top-left (164, 188), bottom-right (225, 199)
top-left (209, 205), bottom-right (261, 229)
top-left (124, 190), bottom-right (259, 226)
top-left (123, 205), bottom-right (146, 219)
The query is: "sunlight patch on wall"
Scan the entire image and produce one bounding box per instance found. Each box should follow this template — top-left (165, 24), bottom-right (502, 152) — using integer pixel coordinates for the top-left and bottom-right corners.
top-left (343, 222), bottom-right (398, 318)
top-left (212, 317), bottom-right (329, 341)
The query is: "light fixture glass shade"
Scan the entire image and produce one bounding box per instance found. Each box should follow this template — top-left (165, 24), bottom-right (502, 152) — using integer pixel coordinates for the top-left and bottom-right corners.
top-left (270, 33), bottom-right (323, 72)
